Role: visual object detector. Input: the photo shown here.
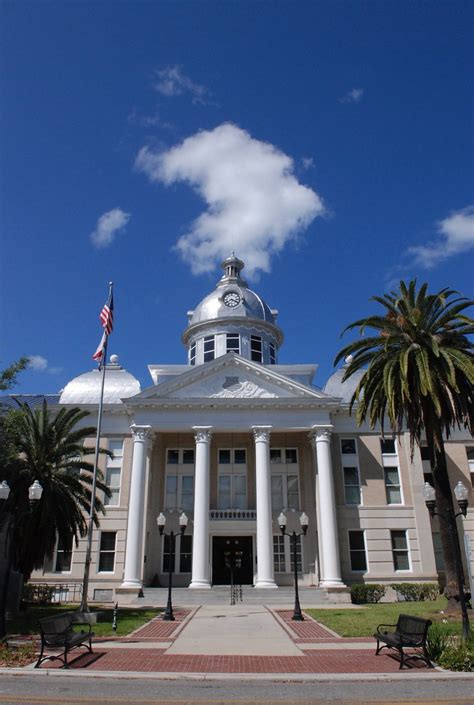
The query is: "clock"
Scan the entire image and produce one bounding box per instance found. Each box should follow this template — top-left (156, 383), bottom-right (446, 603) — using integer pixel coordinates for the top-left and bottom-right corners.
top-left (223, 291), bottom-right (241, 308)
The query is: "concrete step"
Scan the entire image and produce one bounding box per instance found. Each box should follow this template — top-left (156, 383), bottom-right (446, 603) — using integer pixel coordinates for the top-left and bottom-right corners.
top-left (129, 586), bottom-right (331, 607)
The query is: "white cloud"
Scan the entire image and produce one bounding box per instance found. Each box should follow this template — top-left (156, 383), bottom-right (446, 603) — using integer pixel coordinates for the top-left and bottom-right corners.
top-left (90, 208), bottom-right (131, 249)
top-left (135, 123), bottom-right (325, 276)
top-left (153, 66), bottom-right (209, 105)
top-left (408, 206), bottom-right (474, 268)
top-left (28, 355), bottom-right (48, 371)
top-left (339, 88), bottom-right (364, 104)
top-left (301, 157), bottom-right (315, 170)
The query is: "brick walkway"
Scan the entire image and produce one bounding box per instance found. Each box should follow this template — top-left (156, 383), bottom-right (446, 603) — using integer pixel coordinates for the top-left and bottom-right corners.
top-left (39, 647), bottom-right (427, 673)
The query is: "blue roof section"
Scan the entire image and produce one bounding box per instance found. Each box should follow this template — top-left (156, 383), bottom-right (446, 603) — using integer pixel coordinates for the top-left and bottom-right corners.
top-left (0, 394), bottom-right (61, 408)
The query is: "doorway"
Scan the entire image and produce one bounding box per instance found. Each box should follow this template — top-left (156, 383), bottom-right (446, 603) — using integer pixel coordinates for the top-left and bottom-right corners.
top-left (212, 536), bottom-right (253, 585)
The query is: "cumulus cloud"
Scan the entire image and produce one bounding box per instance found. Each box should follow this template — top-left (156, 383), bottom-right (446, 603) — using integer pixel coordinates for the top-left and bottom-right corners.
top-left (409, 206), bottom-right (474, 268)
top-left (301, 157), bottom-right (315, 170)
top-left (153, 66), bottom-right (209, 105)
top-left (90, 208), bottom-right (131, 249)
top-left (339, 88), bottom-right (364, 104)
top-left (135, 123), bottom-right (324, 276)
top-left (27, 356), bottom-right (62, 374)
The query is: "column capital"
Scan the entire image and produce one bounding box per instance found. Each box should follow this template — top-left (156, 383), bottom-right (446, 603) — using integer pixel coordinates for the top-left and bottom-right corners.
top-left (309, 426), bottom-right (333, 444)
top-left (252, 425), bottom-right (272, 443)
top-left (193, 426), bottom-right (212, 443)
top-left (130, 424), bottom-right (152, 443)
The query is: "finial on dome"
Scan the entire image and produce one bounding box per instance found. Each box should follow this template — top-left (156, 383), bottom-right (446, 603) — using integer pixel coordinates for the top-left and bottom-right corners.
top-left (109, 354), bottom-right (119, 364)
top-left (344, 354), bottom-right (354, 366)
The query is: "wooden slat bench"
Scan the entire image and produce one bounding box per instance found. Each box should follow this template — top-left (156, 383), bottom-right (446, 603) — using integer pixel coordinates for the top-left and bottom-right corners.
top-left (374, 613), bottom-right (433, 669)
top-left (35, 613), bottom-right (95, 668)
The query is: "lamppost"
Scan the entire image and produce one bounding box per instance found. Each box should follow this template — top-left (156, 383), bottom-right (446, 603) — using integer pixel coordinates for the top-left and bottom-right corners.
top-left (0, 479), bottom-right (43, 638)
top-left (278, 511), bottom-right (309, 621)
top-left (157, 512), bottom-right (188, 621)
top-left (423, 480), bottom-right (471, 642)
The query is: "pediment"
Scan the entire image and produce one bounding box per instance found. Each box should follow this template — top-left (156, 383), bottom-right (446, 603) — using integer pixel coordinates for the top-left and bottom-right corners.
top-left (127, 354), bottom-right (339, 404)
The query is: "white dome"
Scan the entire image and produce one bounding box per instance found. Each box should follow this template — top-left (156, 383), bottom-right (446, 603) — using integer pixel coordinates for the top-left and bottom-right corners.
top-left (323, 363), bottom-right (365, 403)
top-left (59, 356), bottom-right (141, 405)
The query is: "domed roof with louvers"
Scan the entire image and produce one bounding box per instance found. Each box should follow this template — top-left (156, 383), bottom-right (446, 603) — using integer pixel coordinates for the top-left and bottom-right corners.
top-left (183, 254), bottom-right (283, 344)
top-left (59, 355), bottom-right (141, 405)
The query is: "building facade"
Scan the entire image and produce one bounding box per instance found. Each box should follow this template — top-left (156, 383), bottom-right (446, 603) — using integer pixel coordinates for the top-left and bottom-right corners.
top-left (31, 255), bottom-right (474, 602)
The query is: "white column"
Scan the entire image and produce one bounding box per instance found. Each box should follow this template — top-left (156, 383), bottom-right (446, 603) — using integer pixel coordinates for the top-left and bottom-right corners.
top-left (310, 427), bottom-right (345, 587)
top-left (189, 426), bottom-right (212, 589)
top-left (252, 425), bottom-right (277, 588)
top-left (121, 425), bottom-right (152, 589)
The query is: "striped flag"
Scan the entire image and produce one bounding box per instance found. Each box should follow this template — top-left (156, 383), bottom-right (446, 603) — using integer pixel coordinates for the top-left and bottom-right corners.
top-left (92, 286), bottom-right (114, 362)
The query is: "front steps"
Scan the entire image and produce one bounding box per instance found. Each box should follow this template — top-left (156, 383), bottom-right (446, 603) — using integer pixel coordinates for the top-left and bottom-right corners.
top-left (123, 586), bottom-right (334, 607)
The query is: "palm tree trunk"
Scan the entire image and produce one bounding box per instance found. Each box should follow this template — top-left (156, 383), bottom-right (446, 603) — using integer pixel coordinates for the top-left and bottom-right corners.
top-left (425, 426), bottom-right (467, 611)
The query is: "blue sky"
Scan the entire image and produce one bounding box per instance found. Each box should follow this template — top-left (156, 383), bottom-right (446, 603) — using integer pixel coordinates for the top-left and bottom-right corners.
top-left (1, 0), bottom-right (472, 395)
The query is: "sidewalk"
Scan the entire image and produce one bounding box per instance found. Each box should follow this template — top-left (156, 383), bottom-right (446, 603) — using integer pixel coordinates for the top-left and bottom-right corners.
top-left (17, 603), bottom-right (462, 678)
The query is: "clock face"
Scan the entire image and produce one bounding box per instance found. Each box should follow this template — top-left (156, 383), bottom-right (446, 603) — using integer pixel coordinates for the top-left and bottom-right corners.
top-left (223, 291), bottom-right (241, 308)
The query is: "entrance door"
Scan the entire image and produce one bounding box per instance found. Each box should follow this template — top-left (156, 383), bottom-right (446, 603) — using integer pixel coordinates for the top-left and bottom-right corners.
top-left (212, 536), bottom-right (253, 585)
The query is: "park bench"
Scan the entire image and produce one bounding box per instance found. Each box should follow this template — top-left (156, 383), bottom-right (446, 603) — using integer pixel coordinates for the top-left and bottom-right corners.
top-left (35, 613), bottom-right (95, 668)
top-left (374, 614), bottom-right (433, 669)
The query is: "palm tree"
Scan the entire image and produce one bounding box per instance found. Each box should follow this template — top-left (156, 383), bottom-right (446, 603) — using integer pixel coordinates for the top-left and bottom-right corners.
top-left (1, 400), bottom-right (111, 581)
top-left (335, 281), bottom-right (473, 614)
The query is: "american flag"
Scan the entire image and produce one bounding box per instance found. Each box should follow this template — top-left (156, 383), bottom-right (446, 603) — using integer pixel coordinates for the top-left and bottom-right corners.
top-left (92, 286), bottom-right (114, 362)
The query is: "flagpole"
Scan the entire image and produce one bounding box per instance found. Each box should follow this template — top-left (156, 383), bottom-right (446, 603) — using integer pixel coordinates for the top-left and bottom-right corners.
top-left (80, 282), bottom-right (113, 613)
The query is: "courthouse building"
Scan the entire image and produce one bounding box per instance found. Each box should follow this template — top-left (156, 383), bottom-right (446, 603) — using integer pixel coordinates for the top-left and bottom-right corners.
top-left (30, 255), bottom-right (474, 601)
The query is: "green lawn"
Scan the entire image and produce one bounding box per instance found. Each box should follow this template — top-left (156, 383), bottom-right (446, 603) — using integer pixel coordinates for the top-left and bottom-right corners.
top-left (305, 598), bottom-right (462, 638)
top-left (7, 605), bottom-right (161, 638)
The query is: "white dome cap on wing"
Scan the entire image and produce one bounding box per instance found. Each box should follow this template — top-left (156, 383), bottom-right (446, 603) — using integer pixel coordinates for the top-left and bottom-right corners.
top-left (59, 355), bottom-right (141, 405)
top-left (323, 356), bottom-right (365, 403)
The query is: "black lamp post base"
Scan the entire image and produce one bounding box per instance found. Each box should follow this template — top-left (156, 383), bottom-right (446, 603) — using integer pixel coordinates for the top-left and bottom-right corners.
top-left (163, 612), bottom-right (175, 621)
top-left (292, 613), bottom-right (304, 621)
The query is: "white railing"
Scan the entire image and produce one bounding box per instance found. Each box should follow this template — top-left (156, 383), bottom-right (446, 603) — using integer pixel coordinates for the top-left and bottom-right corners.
top-left (209, 509), bottom-right (256, 521)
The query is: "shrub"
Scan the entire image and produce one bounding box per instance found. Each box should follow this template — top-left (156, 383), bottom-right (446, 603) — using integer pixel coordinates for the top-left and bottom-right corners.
top-left (391, 582), bottom-right (440, 602)
top-left (438, 640), bottom-right (474, 672)
top-left (425, 622), bottom-right (455, 663)
top-left (350, 583), bottom-right (386, 604)
top-left (22, 584), bottom-right (55, 605)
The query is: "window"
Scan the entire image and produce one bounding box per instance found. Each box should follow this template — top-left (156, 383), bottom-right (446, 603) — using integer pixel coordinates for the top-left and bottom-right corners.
top-left (183, 450), bottom-right (194, 464)
top-left (167, 449), bottom-right (179, 464)
top-left (381, 438), bottom-right (396, 455)
top-left (270, 448), bottom-right (300, 511)
top-left (165, 475), bottom-right (194, 511)
top-left (218, 448), bottom-right (246, 465)
top-left (432, 532), bottom-right (446, 571)
top-left (467, 448), bottom-right (474, 487)
top-left (340, 439), bottom-right (361, 505)
top-left (269, 343), bottom-right (276, 364)
top-left (217, 449), bottom-right (248, 509)
top-left (250, 335), bottom-right (263, 362)
top-left (271, 474), bottom-right (300, 510)
top-left (98, 532), bottom-right (116, 572)
top-left (420, 445), bottom-right (433, 483)
top-left (381, 438), bottom-right (403, 505)
top-left (420, 446), bottom-right (430, 461)
top-left (180, 535), bottom-right (192, 572)
top-left (391, 530), bottom-right (410, 571)
top-left (234, 449), bottom-right (246, 464)
top-left (273, 536), bottom-right (286, 573)
top-left (341, 439), bottom-right (356, 454)
top-left (190, 342), bottom-right (196, 366)
top-left (54, 536), bottom-right (73, 572)
top-left (349, 531), bottom-right (367, 571)
top-left (226, 333), bottom-right (240, 354)
top-left (344, 467), bottom-right (361, 505)
top-left (384, 467), bottom-right (402, 504)
top-left (105, 439), bottom-right (123, 506)
top-left (203, 336), bottom-right (215, 362)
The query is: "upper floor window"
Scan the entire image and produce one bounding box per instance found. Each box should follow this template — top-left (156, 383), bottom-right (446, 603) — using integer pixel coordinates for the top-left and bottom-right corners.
top-left (467, 447), bottom-right (474, 487)
top-left (348, 530), bottom-right (367, 572)
top-left (340, 438), bottom-right (361, 505)
top-left (218, 448), bottom-right (247, 510)
top-left (190, 342), bottom-right (196, 366)
top-left (391, 530), bottom-right (410, 571)
top-left (381, 438), bottom-right (403, 505)
top-left (226, 333), bottom-right (240, 354)
top-left (167, 449), bottom-right (195, 465)
top-left (271, 474), bottom-right (300, 511)
top-left (269, 343), bottom-right (276, 364)
top-left (165, 474), bottom-right (194, 511)
top-left (250, 335), bottom-right (263, 362)
top-left (203, 335), bottom-right (215, 362)
top-left (270, 448), bottom-right (298, 464)
top-left (105, 439), bottom-right (123, 506)
top-left (218, 449), bottom-right (246, 465)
